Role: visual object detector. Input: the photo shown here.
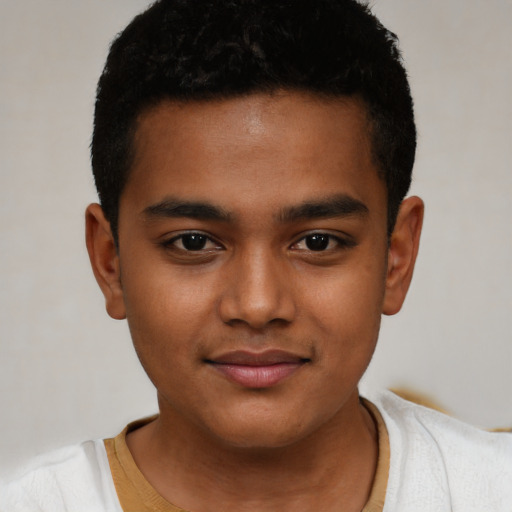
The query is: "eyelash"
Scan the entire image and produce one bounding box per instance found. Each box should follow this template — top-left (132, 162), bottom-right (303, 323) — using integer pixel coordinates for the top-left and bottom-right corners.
top-left (290, 233), bottom-right (354, 252)
top-left (162, 232), bottom-right (223, 252)
top-left (161, 231), bottom-right (354, 254)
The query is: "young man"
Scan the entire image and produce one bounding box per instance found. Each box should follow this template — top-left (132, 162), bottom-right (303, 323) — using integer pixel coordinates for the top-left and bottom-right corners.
top-left (2, 0), bottom-right (511, 510)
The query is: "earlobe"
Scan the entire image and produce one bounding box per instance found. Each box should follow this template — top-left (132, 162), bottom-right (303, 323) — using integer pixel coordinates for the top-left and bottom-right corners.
top-left (85, 203), bottom-right (126, 320)
top-left (382, 196), bottom-right (424, 316)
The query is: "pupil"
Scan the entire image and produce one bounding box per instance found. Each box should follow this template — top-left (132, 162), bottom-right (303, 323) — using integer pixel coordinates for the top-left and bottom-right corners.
top-left (182, 234), bottom-right (207, 251)
top-left (306, 234), bottom-right (329, 251)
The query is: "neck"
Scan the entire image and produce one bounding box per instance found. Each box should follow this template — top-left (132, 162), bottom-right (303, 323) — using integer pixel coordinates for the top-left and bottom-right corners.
top-left (127, 390), bottom-right (378, 512)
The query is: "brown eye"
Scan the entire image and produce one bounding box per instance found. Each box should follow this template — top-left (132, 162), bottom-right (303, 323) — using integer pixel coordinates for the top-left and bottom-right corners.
top-left (291, 233), bottom-right (355, 254)
top-left (164, 232), bottom-right (221, 252)
top-left (305, 234), bottom-right (330, 251)
top-left (180, 234), bottom-right (208, 251)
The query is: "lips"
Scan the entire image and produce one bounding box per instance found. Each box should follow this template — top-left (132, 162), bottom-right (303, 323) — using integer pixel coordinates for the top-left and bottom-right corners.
top-left (206, 350), bottom-right (310, 388)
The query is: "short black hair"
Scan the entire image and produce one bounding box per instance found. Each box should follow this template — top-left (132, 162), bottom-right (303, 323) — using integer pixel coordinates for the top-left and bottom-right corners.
top-left (92, 0), bottom-right (416, 242)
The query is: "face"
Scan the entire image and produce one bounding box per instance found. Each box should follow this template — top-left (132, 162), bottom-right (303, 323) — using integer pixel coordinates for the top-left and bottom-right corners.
top-left (89, 92), bottom-right (419, 449)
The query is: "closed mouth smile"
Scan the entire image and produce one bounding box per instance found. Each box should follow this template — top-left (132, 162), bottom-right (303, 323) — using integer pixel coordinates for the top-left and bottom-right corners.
top-left (205, 349), bottom-right (310, 388)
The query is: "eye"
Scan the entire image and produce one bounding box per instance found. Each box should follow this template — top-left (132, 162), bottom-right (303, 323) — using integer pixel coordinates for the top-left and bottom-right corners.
top-left (164, 233), bottom-right (221, 252)
top-left (291, 233), bottom-right (353, 252)
top-left (303, 234), bottom-right (331, 251)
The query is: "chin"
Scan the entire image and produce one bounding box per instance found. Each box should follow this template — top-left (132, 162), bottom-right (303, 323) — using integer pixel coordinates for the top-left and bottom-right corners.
top-left (204, 409), bottom-right (323, 451)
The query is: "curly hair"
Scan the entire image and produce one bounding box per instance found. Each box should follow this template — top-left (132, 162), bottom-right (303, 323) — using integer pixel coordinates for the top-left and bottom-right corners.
top-left (92, 0), bottom-right (416, 242)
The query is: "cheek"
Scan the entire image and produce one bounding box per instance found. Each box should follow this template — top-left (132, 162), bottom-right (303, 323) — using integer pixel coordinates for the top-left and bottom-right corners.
top-left (122, 251), bottom-right (216, 318)
top-left (120, 261), bottom-right (219, 364)
top-left (300, 261), bottom-right (386, 364)
top-left (303, 260), bottom-right (386, 325)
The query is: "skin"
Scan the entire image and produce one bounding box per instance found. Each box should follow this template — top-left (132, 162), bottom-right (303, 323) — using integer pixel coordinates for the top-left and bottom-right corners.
top-left (86, 91), bottom-right (423, 511)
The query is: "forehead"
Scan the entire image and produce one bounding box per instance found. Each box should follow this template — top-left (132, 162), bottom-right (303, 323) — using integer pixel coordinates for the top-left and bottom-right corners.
top-left (123, 91), bottom-right (385, 220)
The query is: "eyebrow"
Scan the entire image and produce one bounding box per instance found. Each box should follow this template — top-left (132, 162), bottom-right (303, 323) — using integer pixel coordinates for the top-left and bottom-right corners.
top-left (143, 198), bottom-right (232, 222)
top-left (278, 194), bottom-right (369, 222)
top-left (142, 194), bottom-right (368, 224)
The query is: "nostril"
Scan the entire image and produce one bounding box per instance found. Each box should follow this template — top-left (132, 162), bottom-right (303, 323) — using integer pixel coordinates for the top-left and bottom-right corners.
top-left (219, 296), bottom-right (296, 329)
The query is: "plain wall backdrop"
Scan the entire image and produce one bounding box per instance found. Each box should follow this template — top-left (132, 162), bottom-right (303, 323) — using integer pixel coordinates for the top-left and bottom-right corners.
top-left (1, 0), bottom-right (511, 473)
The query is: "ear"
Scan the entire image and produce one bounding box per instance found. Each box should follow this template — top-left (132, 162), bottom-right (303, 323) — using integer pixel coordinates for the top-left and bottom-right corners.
top-left (382, 196), bottom-right (424, 316)
top-left (85, 203), bottom-right (126, 320)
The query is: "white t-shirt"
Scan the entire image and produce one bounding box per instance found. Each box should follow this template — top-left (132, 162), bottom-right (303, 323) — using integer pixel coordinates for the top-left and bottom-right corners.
top-left (1, 390), bottom-right (511, 511)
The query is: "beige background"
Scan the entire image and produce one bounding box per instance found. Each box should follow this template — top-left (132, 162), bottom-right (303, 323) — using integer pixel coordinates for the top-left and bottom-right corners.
top-left (1, 0), bottom-right (511, 473)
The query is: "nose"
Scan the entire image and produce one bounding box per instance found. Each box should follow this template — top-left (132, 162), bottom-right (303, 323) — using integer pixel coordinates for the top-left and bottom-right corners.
top-left (218, 247), bottom-right (296, 329)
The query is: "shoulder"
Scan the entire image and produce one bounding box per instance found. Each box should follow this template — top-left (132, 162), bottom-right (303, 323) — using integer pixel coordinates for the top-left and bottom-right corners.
top-left (366, 390), bottom-right (512, 512)
top-left (0, 439), bottom-right (122, 512)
